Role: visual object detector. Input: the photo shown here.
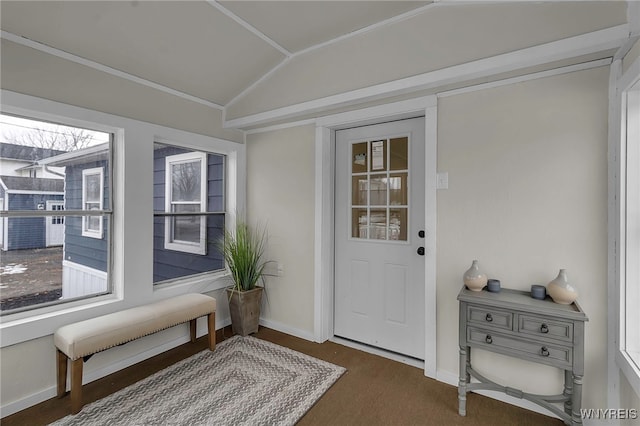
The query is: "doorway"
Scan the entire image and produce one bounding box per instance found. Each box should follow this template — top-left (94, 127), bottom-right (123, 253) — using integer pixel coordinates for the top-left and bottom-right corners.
top-left (314, 96), bottom-right (438, 377)
top-left (46, 200), bottom-right (64, 247)
top-left (334, 118), bottom-right (426, 359)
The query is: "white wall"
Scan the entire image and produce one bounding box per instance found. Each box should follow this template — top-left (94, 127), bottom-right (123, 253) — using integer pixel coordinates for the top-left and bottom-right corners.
top-left (437, 67), bottom-right (609, 408)
top-left (246, 125), bottom-right (316, 339)
top-left (244, 67), bottom-right (619, 415)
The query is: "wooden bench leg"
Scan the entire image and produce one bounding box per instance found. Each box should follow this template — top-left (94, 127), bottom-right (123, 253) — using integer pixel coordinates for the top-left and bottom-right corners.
top-left (207, 312), bottom-right (216, 351)
top-left (56, 349), bottom-right (67, 398)
top-left (190, 319), bottom-right (197, 344)
top-left (70, 358), bottom-right (83, 414)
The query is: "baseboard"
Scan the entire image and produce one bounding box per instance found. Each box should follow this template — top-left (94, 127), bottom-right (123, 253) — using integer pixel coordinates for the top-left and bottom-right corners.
top-left (258, 317), bottom-right (315, 342)
top-left (0, 319), bottom-right (231, 418)
top-left (436, 369), bottom-right (563, 420)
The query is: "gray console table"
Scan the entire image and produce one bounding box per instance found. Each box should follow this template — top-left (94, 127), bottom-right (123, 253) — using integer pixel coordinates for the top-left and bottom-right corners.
top-left (457, 286), bottom-right (588, 425)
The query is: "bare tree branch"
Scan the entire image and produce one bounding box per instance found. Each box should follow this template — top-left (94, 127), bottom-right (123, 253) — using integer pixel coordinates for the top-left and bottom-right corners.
top-left (1, 124), bottom-right (94, 151)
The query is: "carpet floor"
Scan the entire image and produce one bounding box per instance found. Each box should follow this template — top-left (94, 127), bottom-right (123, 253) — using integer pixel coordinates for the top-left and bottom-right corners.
top-left (49, 335), bottom-right (344, 426)
top-left (2, 327), bottom-right (562, 425)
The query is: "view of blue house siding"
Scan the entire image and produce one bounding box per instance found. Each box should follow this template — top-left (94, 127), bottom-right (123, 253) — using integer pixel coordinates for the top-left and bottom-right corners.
top-left (62, 160), bottom-right (109, 273)
top-left (0, 176), bottom-right (63, 250)
top-left (153, 146), bottom-right (225, 283)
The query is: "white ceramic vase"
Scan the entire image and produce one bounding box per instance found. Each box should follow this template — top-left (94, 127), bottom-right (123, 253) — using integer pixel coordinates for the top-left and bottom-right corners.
top-left (463, 260), bottom-right (488, 291)
top-left (546, 269), bottom-right (578, 305)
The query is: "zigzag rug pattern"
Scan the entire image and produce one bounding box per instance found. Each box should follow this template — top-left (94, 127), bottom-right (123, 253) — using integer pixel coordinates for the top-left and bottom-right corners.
top-left (51, 335), bottom-right (346, 426)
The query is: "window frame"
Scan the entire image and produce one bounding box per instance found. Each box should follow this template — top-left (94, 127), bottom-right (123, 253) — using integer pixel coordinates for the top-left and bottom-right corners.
top-left (612, 57), bottom-right (640, 398)
top-left (0, 90), bottom-right (246, 349)
top-left (81, 166), bottom-right (105, 238)
top-left (164, 151), bottom-right (207, 255)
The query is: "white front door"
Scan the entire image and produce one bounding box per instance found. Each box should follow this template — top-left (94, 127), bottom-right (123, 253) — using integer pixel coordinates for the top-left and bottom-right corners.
top-left (334, 117), bottom-right (426, 359)
top-left (46, 200), bottom-right (64, 247)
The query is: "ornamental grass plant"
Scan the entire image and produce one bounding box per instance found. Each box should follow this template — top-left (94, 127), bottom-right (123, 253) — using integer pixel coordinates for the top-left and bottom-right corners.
top-left (220, 219), bottom-right (269, 293)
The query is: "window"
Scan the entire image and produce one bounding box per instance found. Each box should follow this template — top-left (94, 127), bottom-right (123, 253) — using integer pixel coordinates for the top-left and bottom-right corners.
top-left (0, 113), bottom-right (112, 314)
top-left (153, 142), bottom-right (225, 284)
top-left (82, 167), bottom-right (104, 238)
top-left (164, 152), bottom-right (206, 254)
top-left (620, 77), bottom-right (640, 373)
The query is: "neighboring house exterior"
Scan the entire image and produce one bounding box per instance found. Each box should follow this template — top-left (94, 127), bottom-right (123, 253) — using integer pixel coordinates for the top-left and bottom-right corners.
top-left (0, 176), bottom-right (64, 250)
top-left (0, 143), bottom-right (66, 250)
top-left (38, 143), bottom-right (226, 298)
top-left (38, 144), bottom-right (110, 299)
top-left (152, 145), bottom-right (225, 283)
top-left (0, 142), bottom-right (65, 178)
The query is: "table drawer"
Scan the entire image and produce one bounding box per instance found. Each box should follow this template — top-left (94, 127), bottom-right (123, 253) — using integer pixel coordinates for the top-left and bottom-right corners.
top-left (518, 315), bottom-right (573, 343)
top-left (467, 305), bottom-right (513, 331)
top-left (468, 327), bottom-right (572, 369)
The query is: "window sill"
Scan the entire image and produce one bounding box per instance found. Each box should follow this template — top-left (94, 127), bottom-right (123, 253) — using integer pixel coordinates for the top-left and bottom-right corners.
top-left (0, 293), bottom-right (124, 348)
top-left (616, 349), bottom-right (640, 398)
top-left (0, 271), bottom-right (231, 349)
top-left (153, 270), bottom-right (231, 295)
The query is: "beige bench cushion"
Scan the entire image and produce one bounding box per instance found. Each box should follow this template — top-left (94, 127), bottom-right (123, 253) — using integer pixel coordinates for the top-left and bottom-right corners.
top-left (54, 293), bottom-right (216, 360)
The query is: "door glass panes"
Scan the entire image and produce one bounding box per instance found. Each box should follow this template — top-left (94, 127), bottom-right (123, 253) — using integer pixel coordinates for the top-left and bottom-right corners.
top-left (352, 142), bottom-right (368, 173)
top-left (352, 208), bottom-right (368, 239)
top-left (369, 209), bottom-right (387, 240)
top-left (370, 175), bottom-right (387, 205)
top-left (389, 173), bottom-right (408, 205)
top-left (350, 137), bottom-right (409, 241)
top-left (352, 176), bottom-right (367, 206)
top-left (390, 137), bottom-right (408, 170)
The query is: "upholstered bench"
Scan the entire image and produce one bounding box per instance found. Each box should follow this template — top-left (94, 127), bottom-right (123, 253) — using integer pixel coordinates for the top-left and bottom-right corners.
top-left (54, 293), bottom-right (216, 414)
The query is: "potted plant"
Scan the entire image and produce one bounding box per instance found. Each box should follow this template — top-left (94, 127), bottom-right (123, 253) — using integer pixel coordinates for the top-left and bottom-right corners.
top-left (219, 218), bottom-right (269, 336)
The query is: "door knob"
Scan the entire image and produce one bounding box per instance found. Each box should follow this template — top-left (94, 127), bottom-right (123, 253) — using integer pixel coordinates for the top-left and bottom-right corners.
top-left (417, 247), bottom-right (425, 256)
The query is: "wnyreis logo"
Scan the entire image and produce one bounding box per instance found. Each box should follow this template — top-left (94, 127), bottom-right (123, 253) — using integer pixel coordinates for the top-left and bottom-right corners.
top-left (580, 408), bottom-right (638, 420)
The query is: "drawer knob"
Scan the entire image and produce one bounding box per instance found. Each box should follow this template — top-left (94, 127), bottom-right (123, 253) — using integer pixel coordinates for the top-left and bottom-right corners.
top-left (540, 324), bottom-right (549, 334)
top-left (485, 313), bottom-right (493, 322)
top-left (541, 346), bottom-right (550, 357)
top-left (485, 335), bottom-right (493, 344)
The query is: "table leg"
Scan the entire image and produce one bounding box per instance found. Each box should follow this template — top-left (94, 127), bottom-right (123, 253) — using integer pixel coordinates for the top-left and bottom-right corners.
top-left (563, 369), bottom-right (573, 415)
top-left (571, 374), bottom-right (583, 425)
top-left (458, 345), bottom-right (469, 416)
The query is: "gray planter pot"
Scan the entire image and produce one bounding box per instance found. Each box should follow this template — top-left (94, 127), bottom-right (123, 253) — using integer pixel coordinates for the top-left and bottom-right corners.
top-left (226, 286), bottom-right (263, 336)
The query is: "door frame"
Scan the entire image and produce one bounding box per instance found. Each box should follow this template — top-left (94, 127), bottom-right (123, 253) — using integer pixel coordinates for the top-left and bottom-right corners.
top-left (45, 199), bottom-right (64, 247)
top-left (313, 95), bottom-right (438, 378)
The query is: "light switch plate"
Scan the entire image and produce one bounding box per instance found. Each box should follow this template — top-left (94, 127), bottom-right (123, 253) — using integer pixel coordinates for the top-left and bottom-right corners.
top-left (437, 172), bottom-right (449, 189)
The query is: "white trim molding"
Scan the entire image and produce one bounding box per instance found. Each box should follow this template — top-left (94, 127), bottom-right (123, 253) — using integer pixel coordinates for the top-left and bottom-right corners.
top-left (313, 96), bottom-right (438, 380)
top-left (226, 24), bottom-right (629, 129)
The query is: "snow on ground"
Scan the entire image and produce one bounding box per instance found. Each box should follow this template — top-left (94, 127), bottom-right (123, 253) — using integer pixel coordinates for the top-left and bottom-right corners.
top-left (0, 263), bottom-right (27, 275)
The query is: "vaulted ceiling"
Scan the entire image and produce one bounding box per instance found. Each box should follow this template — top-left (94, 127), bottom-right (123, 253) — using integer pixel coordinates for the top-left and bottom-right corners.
top-left (1, 1), bottom-right (431, 106)
top-left (0, 1), bottom-right (632, 127)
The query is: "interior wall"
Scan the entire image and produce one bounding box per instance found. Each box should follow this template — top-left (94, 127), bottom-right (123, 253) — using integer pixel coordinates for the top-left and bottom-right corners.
top-left (243, 67), bottom-right (614, 414)
top-left (437, 67), bottom-right (609, 408)
top-left (246, 125), bottom-right (316, 337)
top-left (0, 40), bottom-right (243, 143)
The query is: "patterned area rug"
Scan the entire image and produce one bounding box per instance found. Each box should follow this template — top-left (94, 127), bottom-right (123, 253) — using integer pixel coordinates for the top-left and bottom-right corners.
top-left (51, 335), bottom-right (346, 426)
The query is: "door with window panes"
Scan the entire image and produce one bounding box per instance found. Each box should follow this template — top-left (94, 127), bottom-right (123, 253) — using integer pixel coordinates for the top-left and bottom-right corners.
top-left (334, 117), bottom-right (425, 359)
